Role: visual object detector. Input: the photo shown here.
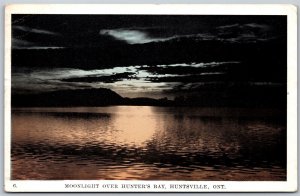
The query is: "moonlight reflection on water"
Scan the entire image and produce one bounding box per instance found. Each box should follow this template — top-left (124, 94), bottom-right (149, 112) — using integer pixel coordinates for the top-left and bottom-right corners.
top-left (12, 106), bottom-right (286, 180)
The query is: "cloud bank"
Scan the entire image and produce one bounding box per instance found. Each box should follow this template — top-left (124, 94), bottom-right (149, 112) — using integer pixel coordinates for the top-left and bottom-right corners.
top-left (13, 25), bottom-right (61, 36)
top-left (100, 29), bottom-right (169, 44)
top-left (100, 23), bottom-right (273, 45)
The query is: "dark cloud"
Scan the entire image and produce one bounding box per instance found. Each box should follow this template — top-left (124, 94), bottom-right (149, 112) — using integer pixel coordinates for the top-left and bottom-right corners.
top-left (215, 23), bottom-right (275, 43)
top-left (62, 72), bottom-right (137, 83)
top-left (99, 22), bottom-right (277, 45)
top-left (13, 25), bottom-right (61, 36)
top-left (12, 14), bottom-right (285, 50)
top-left (145, 73), bottom-right (227, 83)
top-left (140, 62), bottom-right (240, 75)
top-left (216, 23), bottom-right (270, 31)
top-left (11, 14), bottom-right (287, 99)
top-left (12, 38), bottom-right (34, 48)
top-left (100, 28), bottom-right (219, 44)
top-left (12, 25), bottom-right (64, 49)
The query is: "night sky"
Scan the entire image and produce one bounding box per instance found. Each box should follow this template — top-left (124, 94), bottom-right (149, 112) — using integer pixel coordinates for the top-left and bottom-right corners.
top-left (11, 15), bottom-right (287, 100)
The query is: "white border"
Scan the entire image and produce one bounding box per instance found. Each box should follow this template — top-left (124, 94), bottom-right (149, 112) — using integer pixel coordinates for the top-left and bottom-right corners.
top-left (4, 4), bottom-right (298, 192)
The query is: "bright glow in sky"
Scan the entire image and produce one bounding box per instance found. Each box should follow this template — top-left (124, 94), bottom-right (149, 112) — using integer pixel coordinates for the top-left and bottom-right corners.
top-left (12, 61), bottom-right (240, 98)
top-left (100, 29), bottom-right (169, 44)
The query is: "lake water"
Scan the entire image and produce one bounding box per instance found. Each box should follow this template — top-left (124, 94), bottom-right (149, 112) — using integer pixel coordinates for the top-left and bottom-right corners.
top-left (11, 106), bottom-right (286, 180)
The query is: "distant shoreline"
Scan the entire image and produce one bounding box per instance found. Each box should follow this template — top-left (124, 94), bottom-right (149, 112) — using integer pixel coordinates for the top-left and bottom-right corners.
top-left (11, 88), bottom-right (286, 108)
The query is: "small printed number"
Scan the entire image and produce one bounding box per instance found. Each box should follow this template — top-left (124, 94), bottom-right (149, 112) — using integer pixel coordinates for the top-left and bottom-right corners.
top-left (13, 184), bottom-right (17, 188)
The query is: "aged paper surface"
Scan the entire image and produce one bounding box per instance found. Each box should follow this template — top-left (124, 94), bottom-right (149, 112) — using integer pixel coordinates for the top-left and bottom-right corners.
top-left (4, 4), bottom-right (297, 192)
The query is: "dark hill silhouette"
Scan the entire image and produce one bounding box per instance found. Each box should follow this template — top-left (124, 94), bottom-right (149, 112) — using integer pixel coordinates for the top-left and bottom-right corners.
top-left (12, 86), bottom-right (286, 108)
top-left (12, 89), bottom-right (172, 107)
top-left (12, 88), bottom-right (123, 107)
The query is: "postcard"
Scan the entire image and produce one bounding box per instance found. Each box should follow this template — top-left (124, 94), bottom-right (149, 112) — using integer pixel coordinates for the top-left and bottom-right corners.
top-left (4, 4), bottom-right (297, 192)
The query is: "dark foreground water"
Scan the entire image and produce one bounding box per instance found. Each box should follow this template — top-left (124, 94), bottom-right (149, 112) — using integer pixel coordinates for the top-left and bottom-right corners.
top-left (11, 106), bottom-right (286, 180)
